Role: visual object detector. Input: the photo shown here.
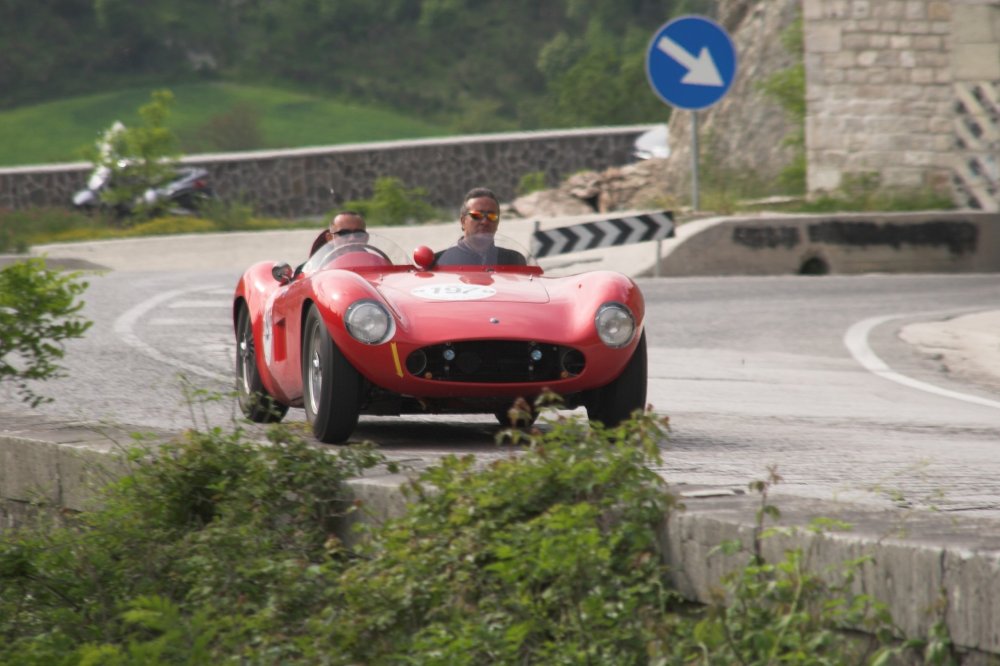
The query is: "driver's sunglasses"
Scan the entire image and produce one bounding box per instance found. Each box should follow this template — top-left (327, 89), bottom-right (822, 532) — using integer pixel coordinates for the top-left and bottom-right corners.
top-left (466, 210), bottom-right (499, 223)
top-left (331, 229), bottom-right (368, 237)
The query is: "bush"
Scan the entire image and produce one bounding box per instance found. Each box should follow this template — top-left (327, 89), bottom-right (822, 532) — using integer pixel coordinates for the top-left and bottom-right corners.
top-left (0, 207), bottom-right (113, 253)
top-left (343, 176), bottom-right (440, 226)
top-left (0, 424), bottom-right (387, 664)
top-left (517, 170), bottom-right (548, 196)
top-left (0, 257), bottom-right (91, 406)
top-left (318, 403), bottom-right (676, 664)
top-left (83, 90), bottom-right (181, 223)
top-left (0, 405), bottom-right (952, 664)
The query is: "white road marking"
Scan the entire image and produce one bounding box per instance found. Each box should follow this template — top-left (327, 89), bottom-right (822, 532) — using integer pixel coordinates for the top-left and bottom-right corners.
top-left (114, 286), bottom-right (231, 382)
top-left (844, 313), bottom-right (1000, 411)
top-left (168, 300), bottom-right (230, 308)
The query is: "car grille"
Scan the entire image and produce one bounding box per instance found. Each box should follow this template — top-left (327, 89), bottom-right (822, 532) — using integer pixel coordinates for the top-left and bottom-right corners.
top-left (406, 341), bottom-right (585, 383)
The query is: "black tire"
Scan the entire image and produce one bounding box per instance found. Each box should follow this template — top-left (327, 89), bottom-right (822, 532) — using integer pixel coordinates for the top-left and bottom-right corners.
top-left (235, 304), bottom-right (289, 423)
top-left (302, 305), bottom-right (363, 444)
top-left (586, 332), bottom-right (647, 428)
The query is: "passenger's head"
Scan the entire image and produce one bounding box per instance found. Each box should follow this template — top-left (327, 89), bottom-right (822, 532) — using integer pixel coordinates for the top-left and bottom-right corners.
top-left (459, 187), bottom-right (500, 248)
top-left (327, 210), bottom-right (368, 244)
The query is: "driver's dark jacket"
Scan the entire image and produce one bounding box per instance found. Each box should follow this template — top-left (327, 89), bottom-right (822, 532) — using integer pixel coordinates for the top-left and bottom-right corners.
top-left (433, 239), bottom-right (527, 267)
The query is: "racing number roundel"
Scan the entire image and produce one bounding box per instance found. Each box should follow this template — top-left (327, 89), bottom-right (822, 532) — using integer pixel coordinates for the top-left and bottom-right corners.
top-left (412, 285), bottom-right (497, 301)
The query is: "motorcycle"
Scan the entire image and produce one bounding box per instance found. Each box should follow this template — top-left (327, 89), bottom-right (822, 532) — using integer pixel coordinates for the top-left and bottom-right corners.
top-left (72, 162), bottom-right (216, 217)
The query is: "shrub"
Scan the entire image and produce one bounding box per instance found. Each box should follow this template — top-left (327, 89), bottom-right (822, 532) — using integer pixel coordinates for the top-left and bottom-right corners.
top-left (343, 176), bottom-right (440, 226)
top-left (0, 257), bottom-right (91, 406)
top-left (517, 170), bottom-right (548, 196)
top-left (82, 90), bottom-right (181, 223)
top-left (0, 424), bottom-right (387, 663)
top-left (316, 404), bottom-right (676, 665)
top-left (0, 405), bottom-right (952, 664)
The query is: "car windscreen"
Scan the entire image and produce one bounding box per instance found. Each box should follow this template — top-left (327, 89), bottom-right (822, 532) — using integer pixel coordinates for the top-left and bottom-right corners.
top-left (301, 232), bottom-right (409, 274)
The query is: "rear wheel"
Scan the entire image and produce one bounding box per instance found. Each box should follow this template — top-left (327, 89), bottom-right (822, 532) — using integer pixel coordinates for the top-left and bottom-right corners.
top-left (586, 332), bottom-right (647, 428)
top-left (235, 304), bottom-right (288, 423)
top-left (302, 305), bottom-right (363, 443)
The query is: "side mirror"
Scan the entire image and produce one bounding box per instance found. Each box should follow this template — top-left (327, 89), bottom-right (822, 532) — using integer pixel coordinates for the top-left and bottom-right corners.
top-left (271, 262), bottom-right (293, 285)
top-left (413, 245), bottom-right (435, 270)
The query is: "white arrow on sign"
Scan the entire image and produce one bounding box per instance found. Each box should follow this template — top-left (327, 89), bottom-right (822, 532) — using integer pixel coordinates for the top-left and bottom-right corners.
top-left (656, 36), bottom-right (724, 87)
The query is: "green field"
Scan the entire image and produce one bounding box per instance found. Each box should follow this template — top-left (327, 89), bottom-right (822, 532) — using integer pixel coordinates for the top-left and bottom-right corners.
top-left (0, 82), bottom-right (451, 167)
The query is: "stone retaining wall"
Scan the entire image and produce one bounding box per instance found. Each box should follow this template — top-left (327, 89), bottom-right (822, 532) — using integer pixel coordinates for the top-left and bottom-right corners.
top-left (804, 0), bottom-right (1000, 211)
top-left (0, 126), bottom-right (651, 218)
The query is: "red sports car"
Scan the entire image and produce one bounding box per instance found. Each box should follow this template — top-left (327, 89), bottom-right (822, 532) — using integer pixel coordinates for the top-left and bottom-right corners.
top-left (233, 232), bottom-right (647, 443)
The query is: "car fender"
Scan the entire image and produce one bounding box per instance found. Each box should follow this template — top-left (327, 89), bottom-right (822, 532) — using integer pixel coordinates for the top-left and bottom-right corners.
top-left (233, 260), bottom-right (287, 401)
top-left (544, 270), bottom-right (646, 379)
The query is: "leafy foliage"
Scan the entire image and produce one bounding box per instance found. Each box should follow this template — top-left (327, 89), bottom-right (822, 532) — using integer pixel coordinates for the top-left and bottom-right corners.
top-left (758, 14), bottom-right (807, 193)
top-left (343, 176), bottom-right (441, 226)
top-left (0, 406), bottom-right (953, 663)
top-left (517, 170), bottom-right (549, 195)
top-left (0, 424), bottom-right (387, 663)
top-left (82, 90), bottom-right (181, 222)
top-left (0, 258), bottom-right (91, 406)
top-left (317, 404), bottom-right (677, 664)
top-left (1, 1), bottom-right (708, 133)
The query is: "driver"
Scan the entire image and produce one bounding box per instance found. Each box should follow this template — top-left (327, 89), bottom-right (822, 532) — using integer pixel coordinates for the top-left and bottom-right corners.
top-left (308, 210), bottom-right (368, 257)
top-left (434, 188), bottom-right (526, 267)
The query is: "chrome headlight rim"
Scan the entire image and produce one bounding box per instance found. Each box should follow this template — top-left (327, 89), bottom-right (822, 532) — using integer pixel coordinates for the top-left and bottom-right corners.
top-left (344, 299), bottom-right (395, 345)
top-left (594, 302), bottom-right (636, 348)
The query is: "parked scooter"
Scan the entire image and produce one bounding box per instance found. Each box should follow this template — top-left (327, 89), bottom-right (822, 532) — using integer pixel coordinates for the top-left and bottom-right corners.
top-left (72, 162), bottom-right (215, 217)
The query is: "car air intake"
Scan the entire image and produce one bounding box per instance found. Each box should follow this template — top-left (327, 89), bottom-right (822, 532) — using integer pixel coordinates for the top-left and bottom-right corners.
top-left (408, 341), bottom-right (585, 383)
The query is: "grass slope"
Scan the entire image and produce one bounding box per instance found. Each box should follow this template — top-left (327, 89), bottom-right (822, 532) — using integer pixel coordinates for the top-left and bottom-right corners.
top-left (0, 82), bottom-right (451, 167)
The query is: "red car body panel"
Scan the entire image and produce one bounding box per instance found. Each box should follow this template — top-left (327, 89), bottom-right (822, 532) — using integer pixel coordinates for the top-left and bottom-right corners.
top-left (234, 246), bottom-right (645, 415)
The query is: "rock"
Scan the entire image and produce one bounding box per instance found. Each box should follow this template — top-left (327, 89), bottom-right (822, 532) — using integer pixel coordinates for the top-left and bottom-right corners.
top-left (508, 188), bottom-right (595, 218)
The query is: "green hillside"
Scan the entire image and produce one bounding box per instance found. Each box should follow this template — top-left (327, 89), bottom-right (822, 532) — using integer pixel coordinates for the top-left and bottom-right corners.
top-left (0, 83), bottom-right (451, 167)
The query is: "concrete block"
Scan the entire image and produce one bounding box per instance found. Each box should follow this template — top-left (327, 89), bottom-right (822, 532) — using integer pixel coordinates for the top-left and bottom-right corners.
top-left (953, 5), bottom-right (998, 44)
top-left (57, 444), bottom-right (129, 512)
top-left (0, 436), bottom-right (60, 504)
top-left (953, 44), bottom-right (1000, 81)
top-left (943, 549), bottom-right (1000, 653)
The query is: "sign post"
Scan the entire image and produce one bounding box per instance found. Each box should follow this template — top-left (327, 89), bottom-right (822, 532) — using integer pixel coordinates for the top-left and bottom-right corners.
top-left (645, 15), bottom-right (738, 211)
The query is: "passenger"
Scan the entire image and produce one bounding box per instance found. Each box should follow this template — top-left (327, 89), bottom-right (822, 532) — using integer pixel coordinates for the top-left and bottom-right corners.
top-left (434, 187), bottom-right (526, 267)
top-left (308, 210), bottom-right (368, 257)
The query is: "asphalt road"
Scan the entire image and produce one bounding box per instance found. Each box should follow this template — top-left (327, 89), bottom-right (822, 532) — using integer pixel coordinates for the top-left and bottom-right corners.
top-left (4, 267), bottom-right (999, 516)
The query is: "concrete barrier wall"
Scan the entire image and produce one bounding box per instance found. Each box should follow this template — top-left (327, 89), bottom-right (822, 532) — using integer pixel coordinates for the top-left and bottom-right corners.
top-left (662, 211), bottom-right (1000, 276)
top-left (0, 126), bottom-right (651, 218)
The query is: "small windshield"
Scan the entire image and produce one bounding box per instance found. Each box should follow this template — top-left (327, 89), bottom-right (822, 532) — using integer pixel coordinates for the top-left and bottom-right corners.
top-left (301, 232), bottom-right (408, 274)
top-left (432, 232), bottom-right (536, 269)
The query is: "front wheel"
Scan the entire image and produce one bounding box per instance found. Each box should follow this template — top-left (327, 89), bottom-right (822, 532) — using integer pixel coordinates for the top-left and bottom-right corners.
top-left (236, 303), bottom-right (288, 423)
top-left (586, 332), bottom-right (647, 428)
top-left (302, 305), bottom-right (363, 444)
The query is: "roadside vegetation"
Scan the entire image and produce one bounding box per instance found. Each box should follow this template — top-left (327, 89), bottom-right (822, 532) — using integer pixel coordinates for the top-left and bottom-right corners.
top-left (0, 403), bottom-right (955, 664)
top-left (0, 258), bottom-right (92, 407)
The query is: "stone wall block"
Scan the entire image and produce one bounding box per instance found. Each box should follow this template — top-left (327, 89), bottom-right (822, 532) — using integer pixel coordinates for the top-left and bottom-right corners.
top-left (954, 44), bottom-right (1000, 81)
top-left (953, 4), bottom-right (998, 42)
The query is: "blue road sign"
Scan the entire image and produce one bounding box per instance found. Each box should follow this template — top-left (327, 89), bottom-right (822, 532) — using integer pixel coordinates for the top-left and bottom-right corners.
top-left (645, 15), bottom-right (737, 111)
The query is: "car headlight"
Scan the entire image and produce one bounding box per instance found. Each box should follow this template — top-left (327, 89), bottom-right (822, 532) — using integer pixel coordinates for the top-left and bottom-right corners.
top-left (595, 302), bottom-right (635, 348)
top-left (345, 300), bottom-right (395, 344)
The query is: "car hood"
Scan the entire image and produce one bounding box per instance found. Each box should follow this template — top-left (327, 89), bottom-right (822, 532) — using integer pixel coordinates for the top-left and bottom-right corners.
top-left (375, 270), bottom-right (550, 307)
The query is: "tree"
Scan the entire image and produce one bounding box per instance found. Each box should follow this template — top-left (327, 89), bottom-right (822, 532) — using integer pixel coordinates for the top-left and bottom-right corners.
top-left (0, 259), bottom-right (92, 407)
top-left (86, 89), bottom-right (181, 221)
